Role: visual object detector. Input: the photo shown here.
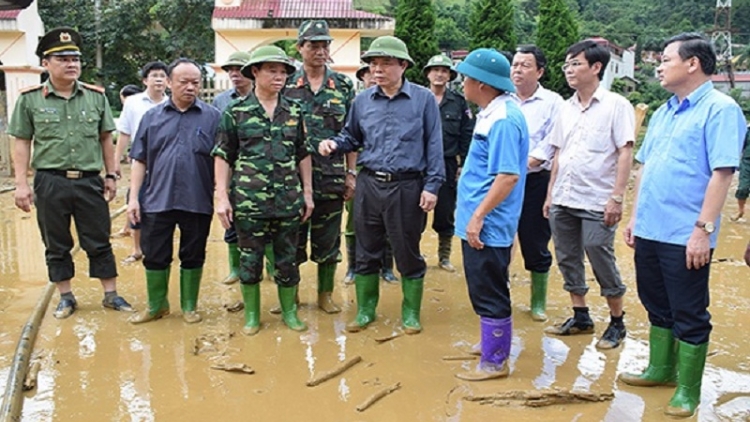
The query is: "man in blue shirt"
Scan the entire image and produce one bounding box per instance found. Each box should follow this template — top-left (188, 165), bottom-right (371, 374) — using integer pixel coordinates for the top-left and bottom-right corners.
top-left (127, 58), bottom-right (221, 325)
top-left (318, 36), bottom-right (445, 335)
top-left (452, 49), bottom-right (529, 381)
top-left (618, 33), bottom-right (747, 418)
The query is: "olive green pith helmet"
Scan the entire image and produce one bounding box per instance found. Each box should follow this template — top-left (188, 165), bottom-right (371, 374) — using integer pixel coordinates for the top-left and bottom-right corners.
top-left (241, 46), bottom-right (296, 80)
top-left (221, 51), bottom-right (252, 71)
top-left (423, 54), bottom-right (457, 81)
top-left (360, 36), bottom-right (414, 68)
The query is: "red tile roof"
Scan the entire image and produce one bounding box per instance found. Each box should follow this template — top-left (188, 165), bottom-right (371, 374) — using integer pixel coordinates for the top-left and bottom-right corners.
top-left (213, 0), bottom-right (390, 21)
top-left (712, 73), bottom-right (750, 83)
top-left (0, 10), bottom-right (21, 20)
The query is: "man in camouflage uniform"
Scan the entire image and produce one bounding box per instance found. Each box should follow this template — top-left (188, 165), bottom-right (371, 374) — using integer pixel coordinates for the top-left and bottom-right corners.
top-left (284, 20), bottom-right (356, 314)
top-left (214, 46), bottom-right (314, 335)
top-left (9, 27), bottom-right (132, 319)
top-left (423, 54), bottom-right (474, 272)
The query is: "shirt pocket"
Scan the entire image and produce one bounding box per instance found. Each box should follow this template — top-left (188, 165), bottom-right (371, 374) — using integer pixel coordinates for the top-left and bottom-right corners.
top-left (585, 126), bottom-right (611, 153)
top-left (321, 105), bottom-right (346, 133)
top-left (192, 128), bottom-right (214, 156)
top-left (78, 110), bottom-right (101, 138)
top-left (32, 110), bottom-right (61, 139)
top-left (667, 122), bottom-right (703, 164)
top-left (442, 112), bottom-right (461, 137)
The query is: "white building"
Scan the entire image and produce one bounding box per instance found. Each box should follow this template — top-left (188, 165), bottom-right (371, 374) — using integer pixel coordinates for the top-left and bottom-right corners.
top-left (591, 37), bottom-right (636, 91)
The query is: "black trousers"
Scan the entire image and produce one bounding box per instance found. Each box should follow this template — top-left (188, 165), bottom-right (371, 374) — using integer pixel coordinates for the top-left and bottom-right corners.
top-left (432, 157), bottom-right (458, 237)
top-left (462, 240), bottom-right (512, 318)
top-left (634, 238), bottom-right (712, 345)
top-left (33, 171), bottom-right (117, 282)
top-left (355, 171), bottom-right (426, 279)
top-left (517, 170), bottom-right (552, 273)
top-left (140, 210), bottom-right (212, 271)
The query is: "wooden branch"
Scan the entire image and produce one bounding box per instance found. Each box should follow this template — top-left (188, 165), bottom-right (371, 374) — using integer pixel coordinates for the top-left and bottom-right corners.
top-left (356, 382), bottom-right (402, 412)
top-left (306, 355), bottom-right (362, 387)
top-left (464, 389), bottom-right (614, 408)
top-left (442, 356), bottom-right (477, 361)
top-left (374, 333), bottom-right (402, 344)
top-left (210, 363), bottom-right (255, 374)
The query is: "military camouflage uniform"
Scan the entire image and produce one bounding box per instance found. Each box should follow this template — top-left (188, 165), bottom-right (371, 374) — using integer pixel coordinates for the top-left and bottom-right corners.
top-left (285, 68), bottom-right (354, 265)
top-left (212, 94), bottom-right (309, 287)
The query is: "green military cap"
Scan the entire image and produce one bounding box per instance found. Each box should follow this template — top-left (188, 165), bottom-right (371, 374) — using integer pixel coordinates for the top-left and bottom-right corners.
top-left (361, 36), bottom-right (414, 68)
top-left (241, 45), bottom-right (296, 80)
top-left (423, 54), bottom-right (457, 81)
top-left (355, 62), bottom-right (370, 81)
top-left (298, 20), bottom-right (333, 43)
top-left (36, 27), bottom-right (82, 59)
top-left (221, 51), bottom-right (252, 71)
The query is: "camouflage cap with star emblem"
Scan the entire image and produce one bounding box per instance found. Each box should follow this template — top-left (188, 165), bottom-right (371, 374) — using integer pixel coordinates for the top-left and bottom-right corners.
top-left (297, 20), bottom-right (333, 43)
top-left (36, 27), bottom-right (82, 59)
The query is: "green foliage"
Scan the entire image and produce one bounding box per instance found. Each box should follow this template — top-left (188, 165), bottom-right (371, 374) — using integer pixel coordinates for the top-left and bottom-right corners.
top-left (469, 0), bottom-right (517, 52)
top-left (536, 0), bottom-right (578, 97)
top-left (394, 0), bottom-right (439, 85)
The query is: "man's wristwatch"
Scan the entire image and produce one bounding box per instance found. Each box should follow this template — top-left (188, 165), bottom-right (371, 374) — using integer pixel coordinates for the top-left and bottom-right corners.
top-left (346, 169), bottom-right (357, 177)
top-left (695, 220), bottom-right (715, 234)
top-left (105, 173), bottom-right (117, 181)
top-left (610, 195), bottom-right (623, 204)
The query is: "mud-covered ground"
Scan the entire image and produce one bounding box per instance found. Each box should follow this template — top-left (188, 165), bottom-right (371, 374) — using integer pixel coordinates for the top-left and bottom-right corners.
top-left (1, 176), bottom-right (749, 421)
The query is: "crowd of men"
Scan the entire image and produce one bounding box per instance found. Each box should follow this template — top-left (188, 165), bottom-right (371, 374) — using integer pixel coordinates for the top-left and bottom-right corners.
top-left (9, 23), bottom-right (748, 418)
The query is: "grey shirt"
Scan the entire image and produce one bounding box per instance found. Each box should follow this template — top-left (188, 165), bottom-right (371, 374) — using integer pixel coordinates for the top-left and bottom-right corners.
top-left (331, 79), bottom-right (445, 194)
top-left (212, 88), bottom-right (243, 113)
top-left (130, 98), bottom-right (221, 215)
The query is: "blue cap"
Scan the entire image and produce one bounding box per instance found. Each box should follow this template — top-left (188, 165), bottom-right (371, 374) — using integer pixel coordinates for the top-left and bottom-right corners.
top-left (455, 48), bottom-right (515, 93)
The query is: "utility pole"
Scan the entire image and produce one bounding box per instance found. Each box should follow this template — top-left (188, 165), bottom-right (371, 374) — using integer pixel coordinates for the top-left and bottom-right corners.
top-left (712, 0), bottom-right (734, 88)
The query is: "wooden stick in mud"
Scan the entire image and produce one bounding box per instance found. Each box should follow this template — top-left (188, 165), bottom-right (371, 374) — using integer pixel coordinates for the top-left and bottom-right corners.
top-left (634, 103), bottom-right (648, 138)
top-left (306, 355), bottom-right (362, 387)
top-left (356, 382), bottom-right (402, 412)
top-left (464, 389), bottom-right (614, 407)
top-left (441, 355), bottom-right (477, 361)
top-left (22, 360), bottom-right (41, 391)
top-left (374, 333), bottom-right (402, 344)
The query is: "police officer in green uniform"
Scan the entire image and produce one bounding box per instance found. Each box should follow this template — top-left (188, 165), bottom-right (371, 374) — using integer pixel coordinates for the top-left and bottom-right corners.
top-left (9, 27), bottom-right (132, 319)
top-left (423, 54), bottom-right (474, 272)
top-left (214, 46), bottom-right (314, 335)
top-left (284, 20), bottom-right (355, 314)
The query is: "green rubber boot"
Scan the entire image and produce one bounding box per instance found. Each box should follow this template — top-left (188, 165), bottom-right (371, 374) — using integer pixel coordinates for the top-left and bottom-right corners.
top-left (221, 243), bottom-right (240, 285)
top-left (346, 274), bottom-right (380, 332)
top-left (180, 267), bottom-right (203, 324)
top-left (264, 243), bottom-right (275, 281)
top-left (530, 271), bottom-right (549, 322)
top-left (129, 268), bottom-right (170, 324)
top-left (619, 326), bottom-right (677, 387)
top-left (317, 262), bottom-right (341, 314)
top-left (278, 285), bottom-right (307, 332)
top-left (665, 341), bottom-right (708, 417)
top-left (401, 277), bottom-right (424, 334)
top-left (240, 283), bottom-right (261, 335)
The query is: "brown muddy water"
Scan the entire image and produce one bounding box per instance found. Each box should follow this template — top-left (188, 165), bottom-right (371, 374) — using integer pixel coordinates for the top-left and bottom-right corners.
top-left (1, 180), bottom-right (750, 422)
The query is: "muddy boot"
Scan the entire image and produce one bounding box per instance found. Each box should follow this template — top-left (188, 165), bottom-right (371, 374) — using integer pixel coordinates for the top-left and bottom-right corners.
top-left (438, 235), bottom-right (456, 272)
top-left (456, 317), bottom-right (512, 381)
top-left (530, 271), bottom-right (548, 322)
top-left (240, 283), bottom-right (261, 336)
top-left (664, 341), bottom-right (708, 417)
top-left (317, 262), bottom-right (341, 314)
top-left (343, 235), bottom-right (356, 285)
top-left (180, 267), bottom-right (202, 324)
top-left (619, 326), bottom-right (677, 387)
top-left (278, 285), bottom-right (307, 332)
top-left (401, 277), bottom-right (424, 334)
top-left (221, 243), bottom-right (240, 285)
top-left (380, 243), bottom-right (399, 283)
top-left (129, 268), bottom-right (171, 324)
top-left (269, 289), bottom-right (298, 315)
top-left (264, 243), bottom-right (275, 281)
top-left (346, 274), bottom-right (380, 332)
top-left (545, 307), bottom-right (594, 335)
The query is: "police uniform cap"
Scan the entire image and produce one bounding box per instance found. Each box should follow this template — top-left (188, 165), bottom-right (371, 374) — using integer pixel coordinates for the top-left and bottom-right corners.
top-left (36, 27), bottom-right (82, 59)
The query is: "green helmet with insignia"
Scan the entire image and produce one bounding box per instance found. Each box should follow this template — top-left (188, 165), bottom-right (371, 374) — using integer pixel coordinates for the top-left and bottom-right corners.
top-left (423, 54), bottom-right (457, 81)
top-left (36, 27), bottom-right (82, 59)
top-left (221, 51), bottom-right (252, 71)
top-left (298, 20), bottom-right (333, 44)
top-left (361, 36), bottom-right (414, 68)
top-left (241, 45), bottom-right (296, 80)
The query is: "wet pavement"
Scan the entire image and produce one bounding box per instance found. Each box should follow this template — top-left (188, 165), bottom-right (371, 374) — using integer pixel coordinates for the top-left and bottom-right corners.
top-left (1, 180), bottom-right (750, 421)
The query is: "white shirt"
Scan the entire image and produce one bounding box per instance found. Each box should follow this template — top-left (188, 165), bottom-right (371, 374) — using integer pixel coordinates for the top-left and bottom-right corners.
top-left (510, 84), bottom-right (564, 172)
top-left (117, 91), bottom-right (167, 136)
top-left (549, 86), bottom-right (635, 212)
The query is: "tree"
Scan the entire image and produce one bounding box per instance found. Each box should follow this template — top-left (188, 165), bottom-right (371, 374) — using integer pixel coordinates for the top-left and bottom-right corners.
top-left (536, 0), bottom-right (579, 96)
top-left (469, 0), bottom-right (517, 53)
top-left (394, 0), bottom-right (439, 85)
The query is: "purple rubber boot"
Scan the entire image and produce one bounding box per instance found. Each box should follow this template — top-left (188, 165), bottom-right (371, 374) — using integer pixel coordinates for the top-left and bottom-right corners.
top-left (456, 316), bottom-right (512, 381)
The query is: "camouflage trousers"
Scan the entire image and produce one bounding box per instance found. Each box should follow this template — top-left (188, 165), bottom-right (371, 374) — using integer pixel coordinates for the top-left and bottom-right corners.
top-left (236, 216), bottom-right (301, 287)
top-left (296, 197), bottom-right (343, 265)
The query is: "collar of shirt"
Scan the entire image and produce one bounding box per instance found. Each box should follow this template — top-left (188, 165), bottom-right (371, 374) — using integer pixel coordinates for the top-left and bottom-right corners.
top-left (511, 83), bottom-right (553, 104)
top-left (440, 89), bottom-right (459, 105)
top-left (477, 93), bottom-right (511, 119)
top-left (165, 98), bottom-right (205, 113)
top-left (371, 78), bottom-right (413, 99)
top-left (666, 80), bottom-right (714, 113)
top-left (570, 85), bottom-right (606, 110)
top-left (242, 92), bottom-right (291, 114)
top-left (43, 80), bottom-right (82, 99)
top-left (291, 67), bottom-right (337, 90)
top-left (136, 91), bottom-right (168, 105)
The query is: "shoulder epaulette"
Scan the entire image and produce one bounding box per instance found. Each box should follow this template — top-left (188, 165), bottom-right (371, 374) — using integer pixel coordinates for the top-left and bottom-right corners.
top-left (80, 82), bottom-right (105, 94)
top-left (18, 84), bottom-right (43, 94)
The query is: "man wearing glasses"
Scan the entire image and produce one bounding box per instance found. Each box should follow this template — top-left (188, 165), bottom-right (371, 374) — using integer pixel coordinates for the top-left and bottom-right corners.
top-left (510, 45), bottom-right (563, 322)
top-left (543, 40), bottom-right (635, 350)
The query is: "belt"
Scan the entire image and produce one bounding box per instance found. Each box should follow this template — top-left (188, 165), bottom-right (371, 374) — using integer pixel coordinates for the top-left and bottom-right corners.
top-left (362, 168), bottom-right (422, 183)
top-left (38, 169), bottom-right (100, 179)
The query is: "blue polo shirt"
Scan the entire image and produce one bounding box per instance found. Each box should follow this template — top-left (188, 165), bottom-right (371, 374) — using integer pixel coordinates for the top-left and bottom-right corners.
top-left (456, 96), bottom-right (529, 248)
top-left (634, 81), bottom-right (747, 248)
